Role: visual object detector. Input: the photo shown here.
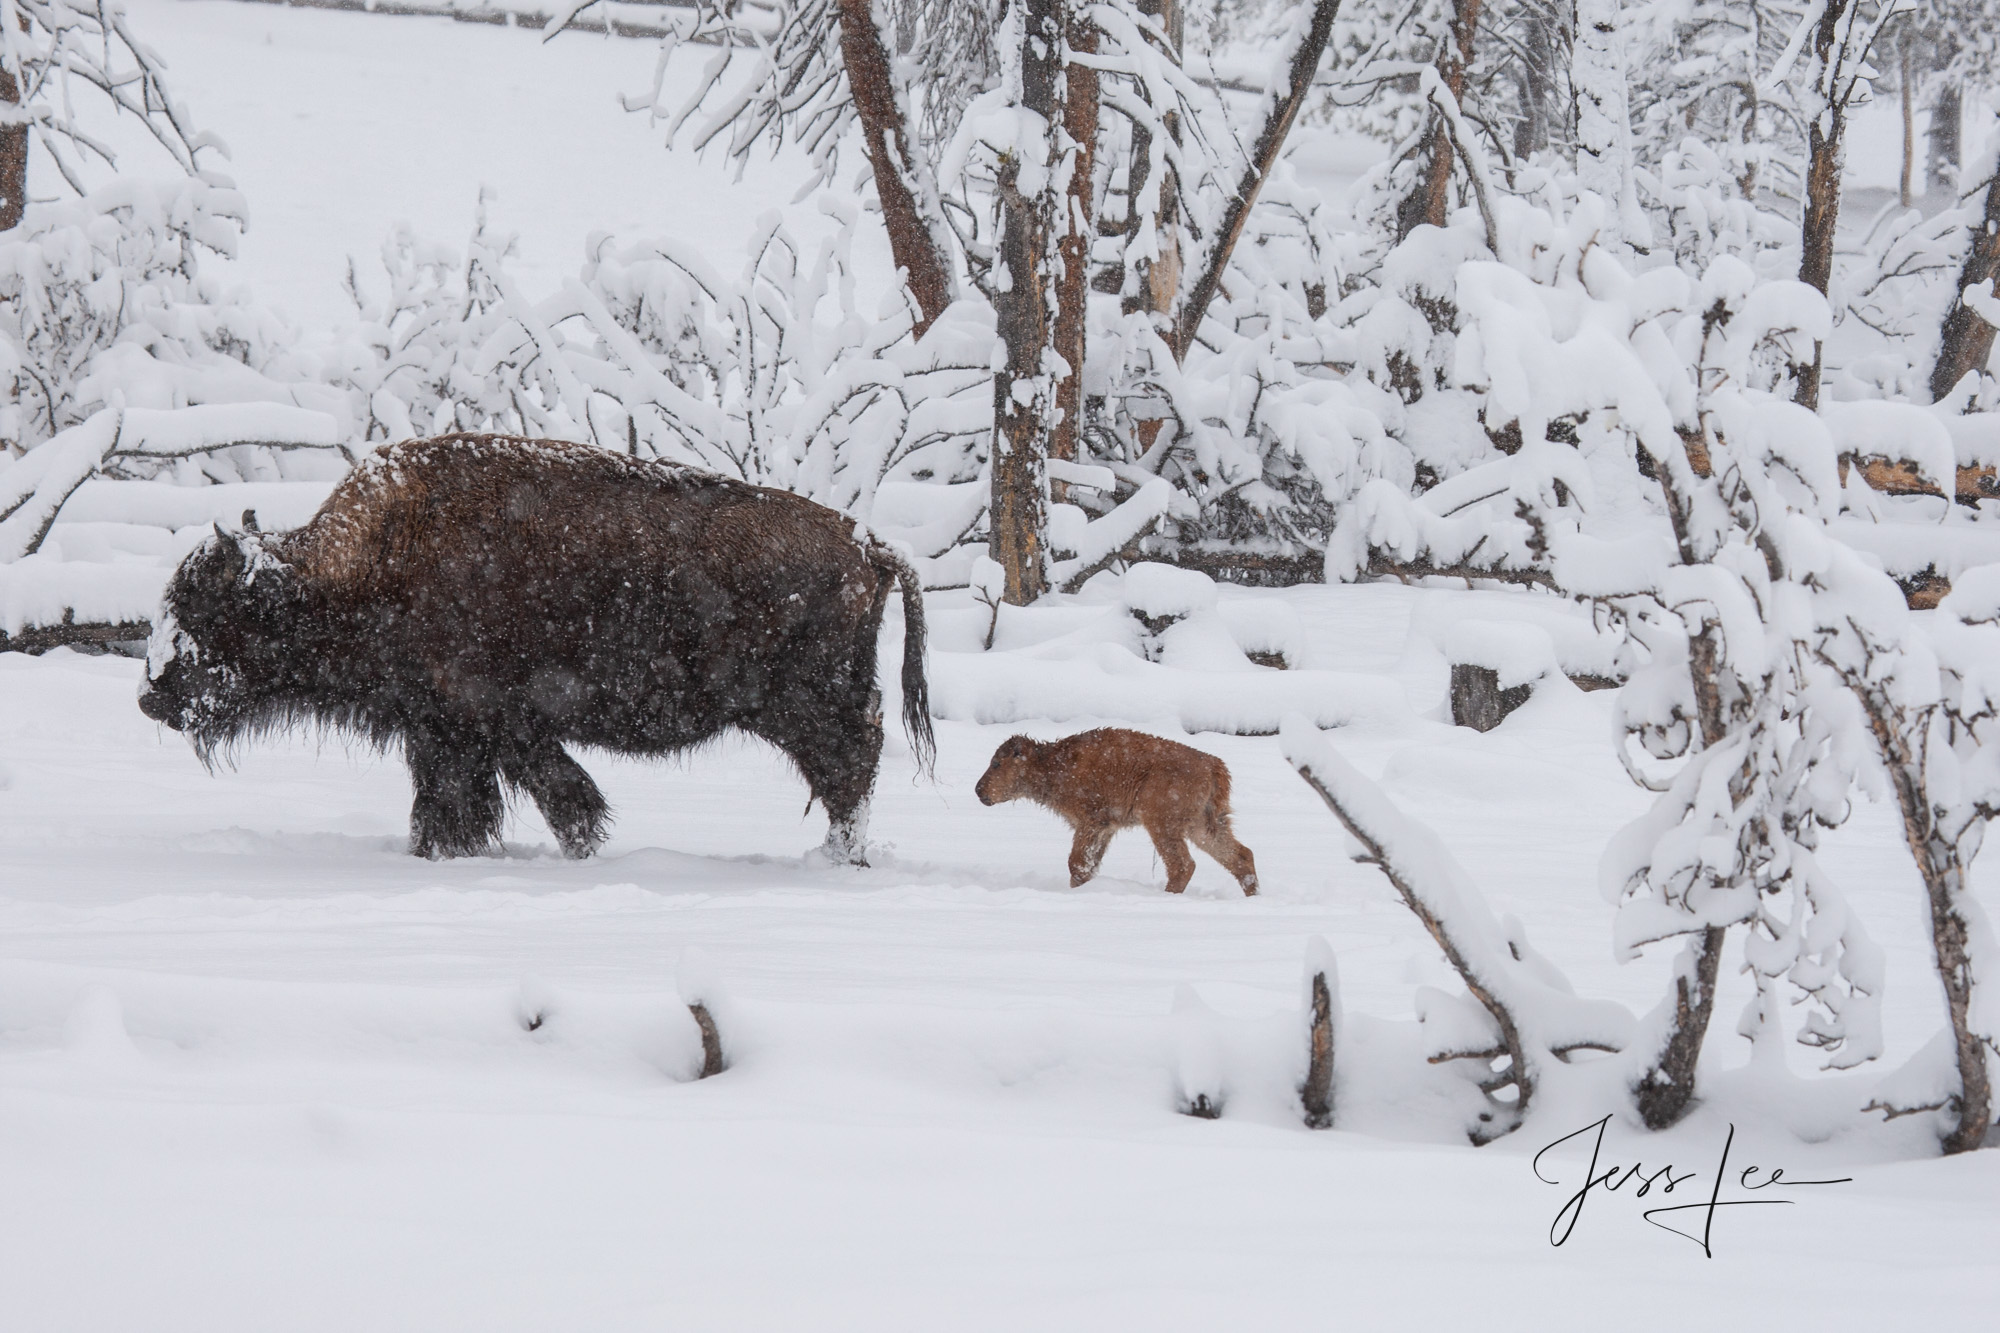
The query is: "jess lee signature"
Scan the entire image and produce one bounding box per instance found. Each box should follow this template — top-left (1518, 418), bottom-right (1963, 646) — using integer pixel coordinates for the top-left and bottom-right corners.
top-left (1533, 1115), bottom-right (1852, 1256)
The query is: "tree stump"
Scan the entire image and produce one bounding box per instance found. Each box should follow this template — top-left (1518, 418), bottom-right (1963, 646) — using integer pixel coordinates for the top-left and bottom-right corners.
top-left (1451, 664), bottom-right (1532, 732)
top-left (688, 1002), bottom-right (726, 1079)
top-left (1302, 967), bottom-right (1336, 1130)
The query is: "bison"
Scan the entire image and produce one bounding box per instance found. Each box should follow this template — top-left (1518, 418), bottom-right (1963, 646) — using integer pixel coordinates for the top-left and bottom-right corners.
top-left (138, 434), bottom-right (932, 863)
top-left (975, 728), bottom-right (1258, 896)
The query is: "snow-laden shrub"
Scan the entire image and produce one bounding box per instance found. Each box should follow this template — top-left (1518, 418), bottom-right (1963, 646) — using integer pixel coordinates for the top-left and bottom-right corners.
top-left (1308, 189), bottom-right (2000, 1129)
top-left (323, 193), bottom-right (535, 444)
top-left (572, 203), bottom-right (991, 521)
top-left (329, 196), bottom-right (993, 562)
top-left (0, 175), bottom-right (321, 470)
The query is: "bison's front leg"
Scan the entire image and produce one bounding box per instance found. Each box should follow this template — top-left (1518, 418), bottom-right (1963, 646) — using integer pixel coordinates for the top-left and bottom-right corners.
top-left (405, 725), bottom-right (505, 859)
top-left (502, 737), bottom-right (610, 859)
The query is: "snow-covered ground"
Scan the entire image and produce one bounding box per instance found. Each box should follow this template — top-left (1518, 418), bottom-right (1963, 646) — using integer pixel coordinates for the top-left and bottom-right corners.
top-left (5, 581), bottom-right (1997, 1328)
top-left (3, 4), bottom-right (1995, 1327)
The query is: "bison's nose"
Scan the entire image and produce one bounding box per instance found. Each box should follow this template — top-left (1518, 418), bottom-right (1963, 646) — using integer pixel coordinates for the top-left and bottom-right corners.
top-left (974, 778), bottom-right (996, 806)
top-left (137, 688), bottom-right (183, 729)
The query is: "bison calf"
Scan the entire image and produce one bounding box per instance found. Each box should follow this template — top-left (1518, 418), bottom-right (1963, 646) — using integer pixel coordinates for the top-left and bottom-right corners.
top-left (975, 729), bottom-right (1258, 896)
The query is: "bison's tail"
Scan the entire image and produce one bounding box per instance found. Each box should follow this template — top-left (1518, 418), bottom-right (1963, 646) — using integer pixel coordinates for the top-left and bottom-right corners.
top-left (872, 541), bottom-right (935, 777)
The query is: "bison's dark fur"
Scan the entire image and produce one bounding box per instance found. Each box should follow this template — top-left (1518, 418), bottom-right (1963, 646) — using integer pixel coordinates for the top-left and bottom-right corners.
top-left (138, 434), bottom-right (933, 862)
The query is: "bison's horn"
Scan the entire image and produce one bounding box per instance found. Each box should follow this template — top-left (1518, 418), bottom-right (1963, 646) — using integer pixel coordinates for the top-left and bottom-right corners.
top-left (242, 509), bottom-right (260, 533)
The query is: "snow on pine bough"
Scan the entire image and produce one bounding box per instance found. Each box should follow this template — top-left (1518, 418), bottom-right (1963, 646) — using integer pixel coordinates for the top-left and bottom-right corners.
top-left (137, 434), bottom-right (934, 864)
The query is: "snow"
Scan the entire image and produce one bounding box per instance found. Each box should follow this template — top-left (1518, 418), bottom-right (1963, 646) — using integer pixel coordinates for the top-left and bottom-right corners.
top-left (94, 1), bottom-right (867, 332)
top-left (1121, 560), bottom-right (1220, 621)
top-left (1441, 620), bottom-right (1561, 691)
top-left (1, 3), bottom-right (1996, 1325)
top-left (6, 575), bottom-right (1999, 1325)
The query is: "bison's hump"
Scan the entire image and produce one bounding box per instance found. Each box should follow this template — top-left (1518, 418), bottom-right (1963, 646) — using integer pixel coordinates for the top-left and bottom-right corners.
top-left (291, 433), bottom-right (869, 591)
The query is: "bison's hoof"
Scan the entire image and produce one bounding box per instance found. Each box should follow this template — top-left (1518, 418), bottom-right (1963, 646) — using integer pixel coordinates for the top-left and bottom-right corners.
top-left (805, 841), bottom-right (869, 870)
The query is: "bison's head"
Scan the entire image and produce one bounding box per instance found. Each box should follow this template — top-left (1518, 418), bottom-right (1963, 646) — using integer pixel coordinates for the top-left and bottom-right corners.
top-left (974, 735), bottom-right (1043, 806)
top-left (139, 524), bottom-right (306, 761)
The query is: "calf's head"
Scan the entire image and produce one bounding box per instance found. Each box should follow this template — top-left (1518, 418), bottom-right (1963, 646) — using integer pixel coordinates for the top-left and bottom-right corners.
top-left (139, 525), bottom-right (307, 761)
top-left (975, 735), bottom-right (1044, 806)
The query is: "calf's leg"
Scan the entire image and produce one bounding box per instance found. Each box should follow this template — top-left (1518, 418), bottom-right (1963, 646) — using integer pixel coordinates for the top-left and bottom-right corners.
top-left (502, 737), bottom-right (609, 859)
top-left (1145, 820), bottom-right (1198, 895)
top-left (1194, 809), bottom-right (1259, 896)
top-left (406, 725), bottom-right (504, 859)
top-left (1068, 823), bottom-right (1115, 887)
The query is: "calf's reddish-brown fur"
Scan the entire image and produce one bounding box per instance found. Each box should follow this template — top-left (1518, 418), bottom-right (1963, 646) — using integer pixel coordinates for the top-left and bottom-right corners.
top-left (975, 728), bottom-right (1258, 896)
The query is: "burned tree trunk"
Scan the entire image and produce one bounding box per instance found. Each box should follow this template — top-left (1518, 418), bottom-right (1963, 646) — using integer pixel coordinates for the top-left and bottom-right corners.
top-left (1931, 162), bottom-right (2000, 402)
top-left (1400, 0), bottom-right (1482, 239)
top-left (836, 0), bottom-right (954, 338)
top-left (0, 59), bottom-right (25, 231)
top-left (989, 0), bottom-right (1064, 606)
top-left (1050, 12), bottom-right (1099, 499)
top-left (1173, 0), bottom-right (1342, 360)
top-left (1301, 939), bottom-right (1339, 1129)
top-left (1795, 0), bottom-right (1872, 412)
top-left (1795, 105), bottom-right (1844, 409)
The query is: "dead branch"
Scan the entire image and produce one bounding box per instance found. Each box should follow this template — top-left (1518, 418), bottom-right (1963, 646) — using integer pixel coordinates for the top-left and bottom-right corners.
top-left (688, 1001), bottom-right (727, 1079)
top-left (1171, 0), bottom-right (1343, 361)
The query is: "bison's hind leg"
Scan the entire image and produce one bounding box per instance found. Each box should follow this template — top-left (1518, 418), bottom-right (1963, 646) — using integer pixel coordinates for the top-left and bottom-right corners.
top-left (503, 738), bottom-right (610, 859)
top-left (1194, 808), bottom-right (1259, 897)
top-left (749, 672), bottom-right (887, 868)
top-left (406, 726), bottom-right (505, 860)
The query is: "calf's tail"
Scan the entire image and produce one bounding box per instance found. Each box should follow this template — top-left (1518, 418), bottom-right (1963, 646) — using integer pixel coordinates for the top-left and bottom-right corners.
top-left (870, 541), bottom-right (935, 777)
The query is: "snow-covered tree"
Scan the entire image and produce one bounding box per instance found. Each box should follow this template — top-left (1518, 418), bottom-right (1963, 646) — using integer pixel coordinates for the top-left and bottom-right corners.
top-left (0, 0), bottom-right (322, 466)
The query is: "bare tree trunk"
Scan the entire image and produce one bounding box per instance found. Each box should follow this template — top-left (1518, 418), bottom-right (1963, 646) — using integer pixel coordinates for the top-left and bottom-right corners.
top-left (1124, 0), bottom-right (1183, 330)
top-left (837, 0), bottom-right (954, 338)
top-left (1900, 39), bottom-right (1916, 208)
top-left (1929, 80), bottom-right (1963, 195)
top-left (0, 61), bottom-right (26, 232)
top-left (1301, 951), bottom-right (1337, 1130)
top-left (1400, 0), bottom-right (1482, 239)
top-left (1932, 164), bottom-right (2000, 402)
top-left (1172, 0), bottom-right (1342, 360)
top-left (1793, 0), bottom-right (1854, 413)
top-left (990, 0), bottom-right (1063, 606)
top-left (1050, 14), bottom-right (1099, 501)
top-left (1514, 9), bottom-right (1553, 160)
top-left (1907, 847), bottom-right (1992, 1152)
top-left (1632, 444), bottom-right (1736, 1130)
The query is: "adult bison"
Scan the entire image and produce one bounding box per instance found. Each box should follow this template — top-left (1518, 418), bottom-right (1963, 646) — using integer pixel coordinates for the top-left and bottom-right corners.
top-left (138, 434), bottom-right (932, 863)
